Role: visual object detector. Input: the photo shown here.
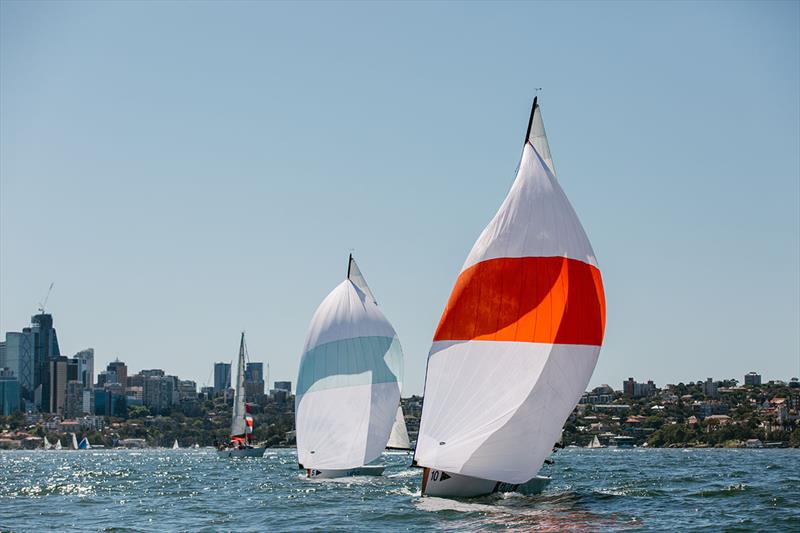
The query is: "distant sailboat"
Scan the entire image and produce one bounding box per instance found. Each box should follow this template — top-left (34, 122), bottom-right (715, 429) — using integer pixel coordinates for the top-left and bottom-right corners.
top-left (386, 406), bottom-right (411, 451)
top-left (217, 332), bottom-right (267, 458)
top-left (71, 433), bottom-right (79, 450)
top-left (413, 97), bottom-right (606, 498)
top-left (296, 254), bottom-right (403, 478)
top-left (587, 435), bottom-right (604, 449)
top-left (43, 436), bottom-right (52, 450)
top-left (54, 439), bottom-right (62, 450)
top-left (78, 437), bottom-right (91, 450)
top-left (172, 439), bottom-right (180, 450)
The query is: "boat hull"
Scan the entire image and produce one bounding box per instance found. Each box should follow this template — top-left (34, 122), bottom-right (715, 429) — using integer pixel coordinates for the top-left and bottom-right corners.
top-left (421, 468), bottom-right (551, 498)
top-left (216, 447), bottom-right (267, 458)
top-left (306, 465), bottom-right (385, 478)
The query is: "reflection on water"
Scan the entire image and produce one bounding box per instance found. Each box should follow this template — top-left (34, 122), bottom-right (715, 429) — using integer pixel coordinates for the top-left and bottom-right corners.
top-left (0, 448), bottom-right (798, 532)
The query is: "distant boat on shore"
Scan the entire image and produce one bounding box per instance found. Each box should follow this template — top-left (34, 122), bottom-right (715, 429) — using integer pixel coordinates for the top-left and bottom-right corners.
top-left (172, 439), bottom-right (180, 450)
top-left (587, 435), bottom-right (604, 449)
top-left (71, 433), bottom-right (79, 450)
top-left (413, 97), bottom-right (605, 498)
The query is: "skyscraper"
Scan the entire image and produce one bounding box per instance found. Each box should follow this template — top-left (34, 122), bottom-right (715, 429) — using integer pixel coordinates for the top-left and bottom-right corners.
top-left (107, 359), bottom-right (127, 386)
top-left (3, 331), bottom-right (35, 404)
top-left (0, 369), bottom-right (20, 416)
top-left (73, 349), bottom-right (94, 389)
top-left (28, 313), bottom-right (61, 412)
top-left (244, 362), bottom-right (265, 401)
top-left (214, 362), bottom-right (231, 394)
top-left (48, 356), bottom-right (69, 415)
top-left (64, 380), bottom-right (85, 418)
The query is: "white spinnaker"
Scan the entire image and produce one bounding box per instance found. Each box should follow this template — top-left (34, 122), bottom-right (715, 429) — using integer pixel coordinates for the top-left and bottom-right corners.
top-left (230, 334), bottom-right (247, 437)
top-left (386, 405), bottom-right (411, 450)
top-left (414, 103), bottom-right (604, 485)
top-left (296, 258), bottom-right (403, 470)
top-left (71, 433), bottom-right (78, 450)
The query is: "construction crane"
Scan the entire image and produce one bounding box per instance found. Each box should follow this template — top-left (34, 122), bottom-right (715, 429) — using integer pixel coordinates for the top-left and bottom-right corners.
top-left (38, 282), bottom-right (54, 314)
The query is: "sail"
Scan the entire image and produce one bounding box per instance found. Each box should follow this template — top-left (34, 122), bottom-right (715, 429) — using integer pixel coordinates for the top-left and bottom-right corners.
top-left (386, 405), bottom-right (411, 450)
top-left (54, 440), bottom-right (62, 450)
top-left (78, 437), bottom-right (90, 450)
top-left (413, 100), bottom-right (605, 484)
top-left (230, 333), bottom-right (248, 438)
top-left (296, 255), bottom-right (403, 470)
top-left (71, 433), bottom-right (78, 450)
top-left (43, 436), bottom-right (51, 450)
top-left (588, 435), bottom-right (602, 448)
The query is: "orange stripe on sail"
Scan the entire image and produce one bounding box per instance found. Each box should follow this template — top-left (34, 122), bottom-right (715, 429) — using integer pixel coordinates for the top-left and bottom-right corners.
top-left (433, 256), bottom-right (605, 346)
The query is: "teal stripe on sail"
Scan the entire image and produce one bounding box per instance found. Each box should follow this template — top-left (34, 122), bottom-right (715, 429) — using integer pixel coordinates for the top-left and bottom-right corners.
top-left (297, 336), bottom-right (403, 397)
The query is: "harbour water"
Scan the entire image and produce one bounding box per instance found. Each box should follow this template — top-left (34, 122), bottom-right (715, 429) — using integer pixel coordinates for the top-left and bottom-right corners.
top-left (1, 448), bottom-right (797, 531)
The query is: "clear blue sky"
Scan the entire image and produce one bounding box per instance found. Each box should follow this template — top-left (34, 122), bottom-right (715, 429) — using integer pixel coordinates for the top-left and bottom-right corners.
top-left (1, 1), bottom-right (798, 394)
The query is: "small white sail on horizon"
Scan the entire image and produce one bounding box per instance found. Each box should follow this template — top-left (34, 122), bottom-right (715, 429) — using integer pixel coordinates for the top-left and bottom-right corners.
top-left (43, 436), bottom-right (52, 450)
top-left (296, 254), bottom-right (403, 474)
top-left (172, 439), bottom-right (180, 450)
top-left (54, 439), bottom-right (62, 450)
top-left (71, 433), bottom-right (79, 450)
top-left (587, 435), bottom-right (603, 449)
top-left (386, 406), bottom-right (411, 451)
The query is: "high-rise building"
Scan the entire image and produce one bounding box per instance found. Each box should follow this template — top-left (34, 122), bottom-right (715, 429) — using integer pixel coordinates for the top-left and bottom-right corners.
top-left (702, 378), bottom-right (718, 398)
top-left (622, 378), bottom-right (655, 398)
top-left (64, 380), bottom-right (85, 418)
top-left (0, 368), bottom-right (21, 416)
top-left (745, 372), bottom-right (762, 387)
top-left (94, 388), bottom-right (112, 416)
top-left (29, 313), bottom-right (61, 412)
top-left (244, 362), bottom-right (265, 401)
top-left (97, 370), bottom-right (117, 388)
top-left (274, 381), bottom-right (292, 395)
top-left (73, 349), bottom-right (94, 388)
top-left (178, 380), bottom-right (197, 400)
top-left (107, 360), bottom-right (127, 387)
top-left (214, 362), bottom-right (231, 394)
top-left (48, 356), bottom-right (69, 415)
top-left (3, 331), bottom-right (35, 403)
top-left (143, 376), bottom-right (175, 414)
top-left (82, 389), bottom-right (94, 415)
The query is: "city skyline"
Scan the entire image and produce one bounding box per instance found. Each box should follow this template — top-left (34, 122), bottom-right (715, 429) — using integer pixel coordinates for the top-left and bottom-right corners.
top-left (0, 308), bottom-right (800, 397)
top-left (2, 2), bottom-right (798, 396)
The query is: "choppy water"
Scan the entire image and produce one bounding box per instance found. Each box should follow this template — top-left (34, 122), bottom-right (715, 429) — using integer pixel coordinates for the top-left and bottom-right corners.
top-left (1, 448), bottom-right (798, 532)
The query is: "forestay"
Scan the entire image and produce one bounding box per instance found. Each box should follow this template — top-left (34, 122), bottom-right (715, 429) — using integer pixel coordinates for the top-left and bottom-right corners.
top-left (413, 100), bottom-right (606, 485)
top-left (296, 255), bottom-right (403, 470)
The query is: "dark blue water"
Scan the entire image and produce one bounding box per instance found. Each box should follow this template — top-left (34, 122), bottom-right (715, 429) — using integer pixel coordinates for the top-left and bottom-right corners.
top-left (1, 448), bottom-right (797, 531)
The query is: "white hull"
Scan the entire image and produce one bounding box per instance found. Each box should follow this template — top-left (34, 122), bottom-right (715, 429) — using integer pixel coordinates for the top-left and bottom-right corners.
top-left (216, 446), bottom-right (267, 458)
top-left (421, 468), bottom-right (551, 498)
top-left (306, 465), bottom-right (385, 478)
